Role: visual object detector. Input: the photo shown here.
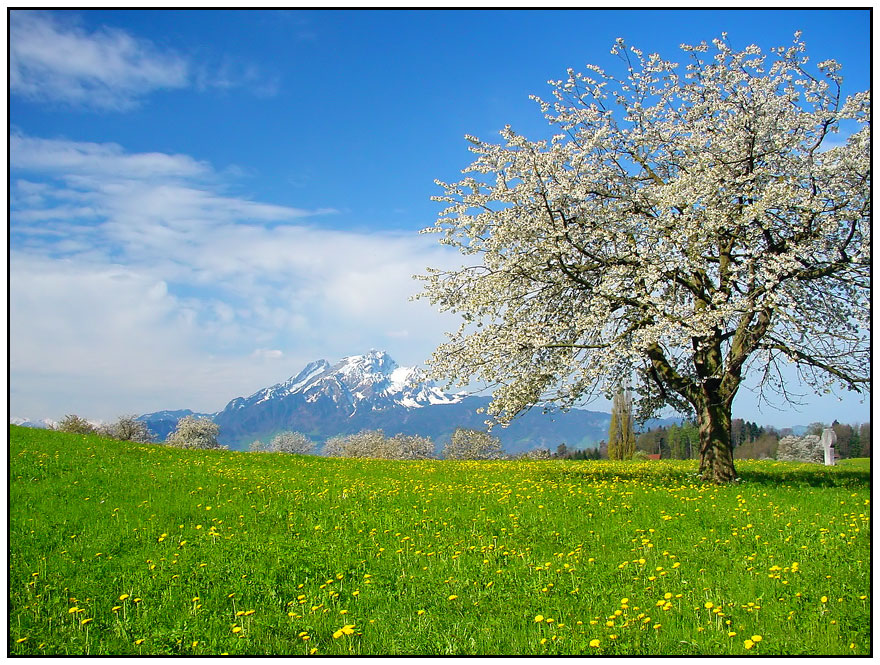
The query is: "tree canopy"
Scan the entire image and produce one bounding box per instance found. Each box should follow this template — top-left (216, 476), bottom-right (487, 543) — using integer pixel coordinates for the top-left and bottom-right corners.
top-left (418, 34), bottom-right (870, 483)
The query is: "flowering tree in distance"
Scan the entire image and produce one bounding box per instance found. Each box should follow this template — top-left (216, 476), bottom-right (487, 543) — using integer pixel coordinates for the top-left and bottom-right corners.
top-left (166, 416), bottom-right (222, 450)
top-left (442, 428), bottom-right (504, 461)
top-left (418, 34), bottom-right (870, 484)
top-left (269, 431), bottom-right (316, 455)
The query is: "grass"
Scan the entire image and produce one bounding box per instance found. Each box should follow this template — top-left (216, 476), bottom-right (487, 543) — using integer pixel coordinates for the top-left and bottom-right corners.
top-left (8, 425), bottom-right (871, 655)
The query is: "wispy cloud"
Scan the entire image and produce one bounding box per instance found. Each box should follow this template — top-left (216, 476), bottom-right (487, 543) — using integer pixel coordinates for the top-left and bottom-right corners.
top-left (10, 10), bottom-right (277, 110)
top-left (10, 133), bottom-right (461, 419)
top-left (194, 57), bottom-right (280, 98)
top-left (11, 132), bottom-right (210, 178)
top-left (10, 11), bottom-right (188, 109)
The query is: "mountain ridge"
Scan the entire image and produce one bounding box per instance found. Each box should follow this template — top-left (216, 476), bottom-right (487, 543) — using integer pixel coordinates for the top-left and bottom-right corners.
top-left (139, 350), bottom-right (623, 453)
top-left (8, 352), bottom-right (817, 447)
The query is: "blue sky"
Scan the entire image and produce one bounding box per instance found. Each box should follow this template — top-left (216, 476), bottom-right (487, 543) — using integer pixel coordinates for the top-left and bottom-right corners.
top-left (9, 8), bottom-right (871, 427)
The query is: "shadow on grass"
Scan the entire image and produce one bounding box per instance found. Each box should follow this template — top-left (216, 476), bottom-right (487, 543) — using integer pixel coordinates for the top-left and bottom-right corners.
top-left (735, 465), bottom-right (871, 489)
top-left (551, 460), bottom-right (870, 489)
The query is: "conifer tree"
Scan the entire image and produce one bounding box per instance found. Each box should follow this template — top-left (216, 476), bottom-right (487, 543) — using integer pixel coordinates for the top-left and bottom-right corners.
top-left (608, 388), bottom-right (636, 460)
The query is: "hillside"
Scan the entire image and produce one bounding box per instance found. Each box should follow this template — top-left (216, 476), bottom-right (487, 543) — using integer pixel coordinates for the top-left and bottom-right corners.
top-left (9, 425), bottom-right (870, 656)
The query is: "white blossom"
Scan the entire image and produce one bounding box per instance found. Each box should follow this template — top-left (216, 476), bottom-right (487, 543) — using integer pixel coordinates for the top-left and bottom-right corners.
top-left (166, 416), bottom-right (221, 450)
top-left (776, 435), bottom-right (823, 464)
top-left (417, 34), bottom-right (869, 483)
top-left (321, 430), bottom-right (435, 460)
top-left (268, 431), bottom-right (315, 455)
top-left (442, 428), bottom-right (504, 461)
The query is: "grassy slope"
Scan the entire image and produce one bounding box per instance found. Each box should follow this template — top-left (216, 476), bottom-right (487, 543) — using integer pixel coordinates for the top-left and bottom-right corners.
top-left (9, 425), bottom-right (871, 655)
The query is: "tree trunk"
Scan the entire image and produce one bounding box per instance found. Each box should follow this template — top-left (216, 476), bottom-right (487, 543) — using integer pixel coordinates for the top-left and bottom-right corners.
top-left (696, 398), bottom-right (737, 484)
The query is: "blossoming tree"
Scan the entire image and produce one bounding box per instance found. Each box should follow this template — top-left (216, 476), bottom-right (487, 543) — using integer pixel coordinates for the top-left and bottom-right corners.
top-left (418, 34), bottom-right (870, 483)
top-left (269, 430), bottom-right (316, 455)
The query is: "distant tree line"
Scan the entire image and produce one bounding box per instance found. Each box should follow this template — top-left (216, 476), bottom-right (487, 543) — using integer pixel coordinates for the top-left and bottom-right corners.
top-left (253, 427), bottom-right (505, 461)
top-left (52, 411), bottom-right (870, 462)
top-left (583, 419), bottom-right (871, 461)
top-left (55, 414), bottom-right (155, 443)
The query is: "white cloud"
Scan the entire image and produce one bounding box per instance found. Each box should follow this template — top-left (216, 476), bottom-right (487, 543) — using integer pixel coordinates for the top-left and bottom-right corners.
top-left (9, 10), bottom-right (277, 110)
top-left (11, 133), bottom-right (209, 178)
top-left (10, 10), bottom-right (188, 109)
top-left (251, 349), bottom-right (285, 360)
top-left (10, 133), bottom-right (463, 421)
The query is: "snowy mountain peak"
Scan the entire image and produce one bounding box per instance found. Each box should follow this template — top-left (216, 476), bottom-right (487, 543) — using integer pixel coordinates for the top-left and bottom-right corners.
top-left (282, 359), bottom-right (331, 392)
top-left (230, 350), bottom-right (461, 413)
top-left (334, 349), bottom-right (398, 383)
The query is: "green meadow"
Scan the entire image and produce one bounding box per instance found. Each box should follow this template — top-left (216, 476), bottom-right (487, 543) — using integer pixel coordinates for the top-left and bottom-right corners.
top-left (9, 425), bottom-right (871, 655)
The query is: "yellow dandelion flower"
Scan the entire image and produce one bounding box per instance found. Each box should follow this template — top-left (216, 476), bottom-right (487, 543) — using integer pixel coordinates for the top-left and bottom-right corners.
top-left (68, 607), bottom-right (79, 614)
top-left (192, 641), bottom-right (199, 648)
top-left (751, 635), bottom-right (762, 643)
top-left (744, 639), bottom-right (754, 650)
top-left (231, 626), bottom-right (242, 633)
top-left (81, 618), bottom-right (93, 625)
top-left (589, 639), bottom-right (600, 648)
top-left (534, 614), bottom-right (544, 623)
top-left (821, 596), bottom-right (828, 603)
top-left (119, 594), bottom-right (129, 601)
top-left (15, 638), bottom-right (27, 643)
top-left (704, 601), bottom-right (714, 609)
top-left (448, 595), bottom-right (458, 601)
top-left (135, 639), bottom-right (145, 645)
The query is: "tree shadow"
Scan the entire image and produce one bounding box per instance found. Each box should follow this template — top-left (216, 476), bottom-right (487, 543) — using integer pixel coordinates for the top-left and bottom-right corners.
top-left (735, 466), bottom-right (871, 489)
top-left (551, 461), bottom-right (871, 489)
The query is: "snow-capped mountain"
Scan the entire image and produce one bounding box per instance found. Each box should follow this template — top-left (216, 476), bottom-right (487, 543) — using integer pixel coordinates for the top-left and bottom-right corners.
top-left (139, 350), bottom-right (617, 452)
top-left (225, 350), bottom-right (462, 415)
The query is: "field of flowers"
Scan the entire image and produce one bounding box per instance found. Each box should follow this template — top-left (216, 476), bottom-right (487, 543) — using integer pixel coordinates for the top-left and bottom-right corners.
top-left (9, 425), bottom-right (871, 655)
